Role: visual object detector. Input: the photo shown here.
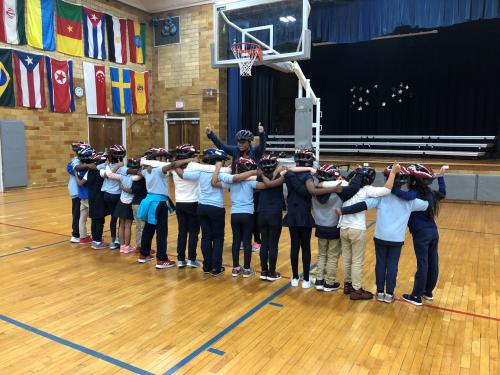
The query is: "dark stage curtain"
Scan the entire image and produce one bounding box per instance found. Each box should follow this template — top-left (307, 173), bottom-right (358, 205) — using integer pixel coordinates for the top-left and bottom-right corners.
top-left (241, 66), bottom-right (274, 133)
top-left (227, 67), bottom-right (242, 145)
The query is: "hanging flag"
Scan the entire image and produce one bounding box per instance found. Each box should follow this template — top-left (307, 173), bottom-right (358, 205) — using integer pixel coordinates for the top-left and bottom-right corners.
top-left (131, 70), bottom-right (149, 114)
top-left (26, 0), bottom-right (55, 50)
top-left (13, 50), bottom-right (46, 108)
top-left (0, 49), bottom-right (14, 106)
top-left (56, 0), bottom-right (82, 57)
top-left (0, 0), bottom-right (26, 44)
top-left (110, 66), bottom-right (131, 114)
top-left (83, 61), bottom-right (106, 115)
top-left (82, 6), bottom-right (106, 60)
top-left (127, 20), bottom-right (145, 64)
top-left (45, 56), bottom-right (74, 113)
top-left (106, 14), bottom-right (126, 64)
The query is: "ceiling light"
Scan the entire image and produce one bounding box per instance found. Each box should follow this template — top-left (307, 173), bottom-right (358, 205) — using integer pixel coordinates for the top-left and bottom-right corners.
top-left (279, 17), bottom-right (289, 23)
top-left (287, 16), bottom-right (296, 22)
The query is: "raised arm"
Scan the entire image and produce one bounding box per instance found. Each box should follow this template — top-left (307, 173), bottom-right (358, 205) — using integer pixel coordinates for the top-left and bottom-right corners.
top-left (206, 124), bottom-right (238, 155)
top-left (211, 161), bottom-right (223, 188)
top-left (436, 166), bottom-right (447, 200)
top-left (254, 123), bottom-right (267, 158)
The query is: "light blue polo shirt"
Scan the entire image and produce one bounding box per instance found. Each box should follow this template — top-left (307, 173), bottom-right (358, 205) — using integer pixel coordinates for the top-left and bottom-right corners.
top-left (67, 157), bottom-right (80, 198)
top-left (183, 170), bottom-right (225, 208)
top-left (143, 166), bottom-right (168, 195)
top-left (219, 174), bottom-right (258, 214)
top-left (97, 163), bottom-right (125, 195)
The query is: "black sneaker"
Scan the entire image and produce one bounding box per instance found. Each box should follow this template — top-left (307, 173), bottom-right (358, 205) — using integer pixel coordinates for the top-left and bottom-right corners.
top-left (260, 270), bottom-right (268, 280)
top-left (203, 267), bottom-right (211, 274)
top-left (267, 272), bottom-right (281, 281)
top-left (323, 282), bottom-right (341, 292)
top-left (423, 292), bottom-right (433, 301)
top-left (343, 282), bottom-right (354, 295)
top-left (211, 266), bottom-right (225, 277)
top-left (402, 294), bottom-right (423, 306)
top-left (315, 279), bottom-right (324, 291)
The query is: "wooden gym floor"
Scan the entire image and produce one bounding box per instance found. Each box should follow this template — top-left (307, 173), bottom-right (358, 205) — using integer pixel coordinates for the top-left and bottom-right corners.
top-left (0, 185), bottom-right (499, 374)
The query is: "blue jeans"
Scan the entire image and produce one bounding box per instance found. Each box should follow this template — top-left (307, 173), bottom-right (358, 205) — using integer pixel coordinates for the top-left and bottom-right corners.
top-left (374, 238), bottom-right (403, 295)
top-left (411, 227), bottom-right (439, 297)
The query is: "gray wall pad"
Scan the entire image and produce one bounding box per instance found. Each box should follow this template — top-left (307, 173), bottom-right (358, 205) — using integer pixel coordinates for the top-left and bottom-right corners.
top-left (476, 175), bottom-right (500, 202)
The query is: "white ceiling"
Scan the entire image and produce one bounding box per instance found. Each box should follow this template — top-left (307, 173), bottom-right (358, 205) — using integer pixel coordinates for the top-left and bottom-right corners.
top-left (117, 0), bottom-right (214, 13)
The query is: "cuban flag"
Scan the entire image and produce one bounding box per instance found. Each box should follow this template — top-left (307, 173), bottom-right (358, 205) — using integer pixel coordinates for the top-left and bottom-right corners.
top-left (82, 6), bottom-right (106, 60)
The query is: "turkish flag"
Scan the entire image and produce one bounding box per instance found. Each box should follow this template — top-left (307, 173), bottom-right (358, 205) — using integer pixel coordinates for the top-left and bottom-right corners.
top-left (45, 56), bottom-right (74, 112)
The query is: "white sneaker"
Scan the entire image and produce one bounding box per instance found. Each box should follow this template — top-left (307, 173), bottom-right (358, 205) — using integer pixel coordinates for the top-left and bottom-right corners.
top-left (376, 292), bottom-right (385, 302)
top-left (302, 280), bottom-right (312, 289)
top-left (384, 294), bottom-right (394, 304)
top-left (291, 278), bottom-right (299, 287)
top-left (70, 236), bottom-right (80, 243)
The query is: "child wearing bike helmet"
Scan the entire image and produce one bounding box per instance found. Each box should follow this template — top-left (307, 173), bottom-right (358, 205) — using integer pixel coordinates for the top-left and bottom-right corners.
top-left (67, 141), bottom-right (86, 243)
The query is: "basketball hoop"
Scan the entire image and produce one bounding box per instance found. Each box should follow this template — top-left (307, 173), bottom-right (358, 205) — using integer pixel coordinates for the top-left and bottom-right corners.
top-left (231, 42), bottom-right (263, 77)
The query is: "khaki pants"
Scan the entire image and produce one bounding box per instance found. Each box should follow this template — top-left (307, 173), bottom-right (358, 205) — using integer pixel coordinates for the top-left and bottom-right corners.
top-left (79, 199), bottom-right (89, 238)
top-left (132, 204), bottom-right (144, 247)
top-left (340, 227), bottom-right (367, 290)
top-left (316, 238), bottom-right (342, 284)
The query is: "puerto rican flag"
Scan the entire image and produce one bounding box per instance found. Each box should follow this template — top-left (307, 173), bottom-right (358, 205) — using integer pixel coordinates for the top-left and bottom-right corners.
top-left (83, 61), bottom-right (106, 114)
top-left (13, 50), bottom-right (45, 109)
top-left (45, 57), bottom-right (74, 113)
top-left (82, 6), bottom-right (106, 60)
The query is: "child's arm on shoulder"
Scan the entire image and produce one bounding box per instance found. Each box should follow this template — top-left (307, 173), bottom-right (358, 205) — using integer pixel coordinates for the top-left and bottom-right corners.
top-left (392, 187), bottom-right (417, 201)
top-left (211, 161), bottom-right (225, 188)
top-left (284, 171), bottom-right (311, 199)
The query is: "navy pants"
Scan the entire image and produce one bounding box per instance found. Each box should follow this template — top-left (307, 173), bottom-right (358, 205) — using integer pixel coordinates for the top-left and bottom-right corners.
top-left (197, 204), bottom-right (225, 273)
top-left (289, 226), bottom-right (312, 281)
top-left (258, 211), bottom-right (282, 273)
top-left (141, 201), bottom-right (169, 261)
top-left (374, 238), bottom-right (403, 295)
top-left (176, 202), bottom-right (200, 262)
top-left (411, 227), bottom-right (439, 297)
top-left (71, 197), bottom-right (80, 238)
top-left (231, 213), bottom-right (253, 268)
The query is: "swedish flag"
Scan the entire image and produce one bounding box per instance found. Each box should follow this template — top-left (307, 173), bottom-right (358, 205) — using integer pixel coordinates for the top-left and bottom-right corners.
top-left (110, 66), bottom-right (132, 114)
top-left (0, 49), bottom-right (15, 107)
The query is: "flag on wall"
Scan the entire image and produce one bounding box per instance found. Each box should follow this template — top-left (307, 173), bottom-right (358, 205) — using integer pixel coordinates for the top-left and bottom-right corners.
top-left (13, 50), bottom-right (46, 108)
top-left (0, 49), bottom-right (14, 106)
top-left (83, 7), bottom-right (106, 60)
top-left (127, 20), bottom-right (145, 64)
top-left (26, 0), bottom-right (55, 50)
top-left (83, 61), bottom-right (106, 115)
top-left (110, 66), bottom-right (131, 114)
top-left (56, 0), bottom-right (82, 57)
top-left (0, 0), bottom-right (26, 44)
top-left (45, 56), bottom-right (74, 112)
top-left (131, 70), bottom-right (149, 114)
top-left (106, 14), bottom-right (126, 64)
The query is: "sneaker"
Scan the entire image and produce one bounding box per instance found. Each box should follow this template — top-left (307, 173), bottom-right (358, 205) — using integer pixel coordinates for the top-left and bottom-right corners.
top-left (260, 270), bottom-right (268, 280)
top-left (156, 260), bottom-right (176, 269)
top-left (119, 245), bottom-right (127, 253)
top-left (211, 266), bottom-right (225, 276)
top-left (79, 236), bottom-right (92, 245)
top-left (232, 267), bottom-right (242, 277)
top-left (267, 272), bottom-right (281, 281)
top-left (350, 288), bottom-right (373, 300)
top-left (137, 254), bottom-right (154, 263)
top-left (70, 236), bottom-right (80, 243)
top-left (121, 245), bottom-right (135, 254)
top-left (344, 282), bottom-right (354, 295)
top-left (323, 282), bottom-right (341, 292)
top-left (423, 292), bottom-right (433, 301)
top-left (251, 242), bottom-right (261, 252)
top-left (315, 279), bottom-right (324, 291)
top-left (302, 280), bottom-right (312, 289)
top-left (109, 242), bottom-right (120, 250)
top-left (187, 260), bottom-right (201, 268)
top-left (384, 294), bottom-right (394, 304)
top-left (402, 294), bottom-right (423, 306)
top-left (134, 246), bottom-right (141, 254)
top-left (242, 268), bottom-right (255, 278)
top-left (291, 278), bottom-right (299, 287)
top-left (240, 242), bottom-right (244, 250)
top-left (376, 292), bottom-right (385, 302)
top-left (177, 260), bottom-right (187, 268)
top-left (91, 241), bottom-right (108, 250)
top-left (203, 268), bottom-right (211, 274)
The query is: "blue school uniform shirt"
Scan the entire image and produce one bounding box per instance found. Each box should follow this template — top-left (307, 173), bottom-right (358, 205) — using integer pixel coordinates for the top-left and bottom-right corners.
top-left (97, 164), bottom-right (126, 195)
top-left (364, 194), bottom-right (429, 243)
top-left (142, 166), bottom-right (168, 195)
top-left (219, 174), bottom-right (258, 214)
top-left (182, 170), bottom-right (225, 208)
top-left (67, 157), bottom-right (80, 198)
top-left (67, 161), bottom-right (88, 199)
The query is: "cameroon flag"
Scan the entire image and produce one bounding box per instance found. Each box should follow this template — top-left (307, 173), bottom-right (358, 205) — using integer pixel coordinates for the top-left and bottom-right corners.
top-left (56, 0), bottom-right (82, 57)
top-left (131, 70), bottom-right (149, 114)
top-left (0, 49), bottom-right (14, 107)
top-left (127, 20), bottom-right (145, 64)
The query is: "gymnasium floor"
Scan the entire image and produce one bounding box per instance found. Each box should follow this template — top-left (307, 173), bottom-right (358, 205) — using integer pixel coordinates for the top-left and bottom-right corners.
top-left (0, 185), bottom-right (498, 374)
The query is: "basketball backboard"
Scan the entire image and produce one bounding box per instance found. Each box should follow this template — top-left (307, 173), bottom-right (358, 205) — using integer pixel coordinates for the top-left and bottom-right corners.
top-left (212, 0), bottom-right (311, 69)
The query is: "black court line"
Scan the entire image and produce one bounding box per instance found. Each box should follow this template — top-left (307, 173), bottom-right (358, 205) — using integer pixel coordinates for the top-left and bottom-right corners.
top-left (0, 222), bottom-right (69, 237)
top-left (0, 239), bottom-right (69, 259)
top-left (439, 227), bottom-right (500, 236)
top-left (0, 194), bottom-right (62, 205)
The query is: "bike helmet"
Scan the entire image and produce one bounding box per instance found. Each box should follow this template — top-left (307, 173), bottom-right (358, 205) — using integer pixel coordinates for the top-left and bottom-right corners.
top-left (236, 157), bottom-right (257, 173)
top-left (108, 144), bottom-right (126, 161)
top-left (358, 167), bottom-right (376, 186)
top-left (236, 129), bottom-right (254, 143)
top-left (316, 164), bottom-right (340, 182)
top-left (407, 164), bottom-right (435, 185)
top-left (127, 158), bottom-right (140, 169)
top-left (71, 141), bottom-right (87, 152)
top-left (202, 148), bottom-right (229, 165)
top-left (175, 144), bottom-right (196, 160)
top-left (144, 147), bottom-right (171, 160)
top-left (77, 146), bottom-right (95, 163)
top-left (294, 148), bottom-right (316, 167)
top-left (383, 164), bottom-right (410, 186)
top-left (258, 154), bottom-right (279, 174)
top-left (91, 152), bottom-right (107, 165)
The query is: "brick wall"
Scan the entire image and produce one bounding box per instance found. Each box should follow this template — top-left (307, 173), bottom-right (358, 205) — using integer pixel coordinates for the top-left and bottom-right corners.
top-left (0, 0), bottom-right (154, 187)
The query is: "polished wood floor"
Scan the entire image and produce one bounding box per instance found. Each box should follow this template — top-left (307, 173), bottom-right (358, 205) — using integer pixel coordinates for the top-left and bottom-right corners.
top-left (0, 185), bottom-right (498, 374)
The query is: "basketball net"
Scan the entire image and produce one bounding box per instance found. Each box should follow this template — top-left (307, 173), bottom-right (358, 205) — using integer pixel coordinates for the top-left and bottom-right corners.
top-left (231, 42), bottom-right (263, 77)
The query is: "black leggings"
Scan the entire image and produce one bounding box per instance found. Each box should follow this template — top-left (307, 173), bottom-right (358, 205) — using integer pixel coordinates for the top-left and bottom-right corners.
top-left (71, 197), bottom-right (80, 238)
top-left (176, 202), bottom-right (200, 261)
top-left (104, 193), bottom-right (120, 240)
top-left (197, 204), bottom-right (225, 273)
top-left (258, 211), bottom-right (282, 273)
top-left (253, 192), bottom-right (261, 244)
top-left (289, 226), bottom-right (312, 281)
top-left (91, 217), bottom-right (104, 242)
top-left (231, 213), bottom-right (254, 268)
top-left (141, 201), bottom-right (169, 261)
